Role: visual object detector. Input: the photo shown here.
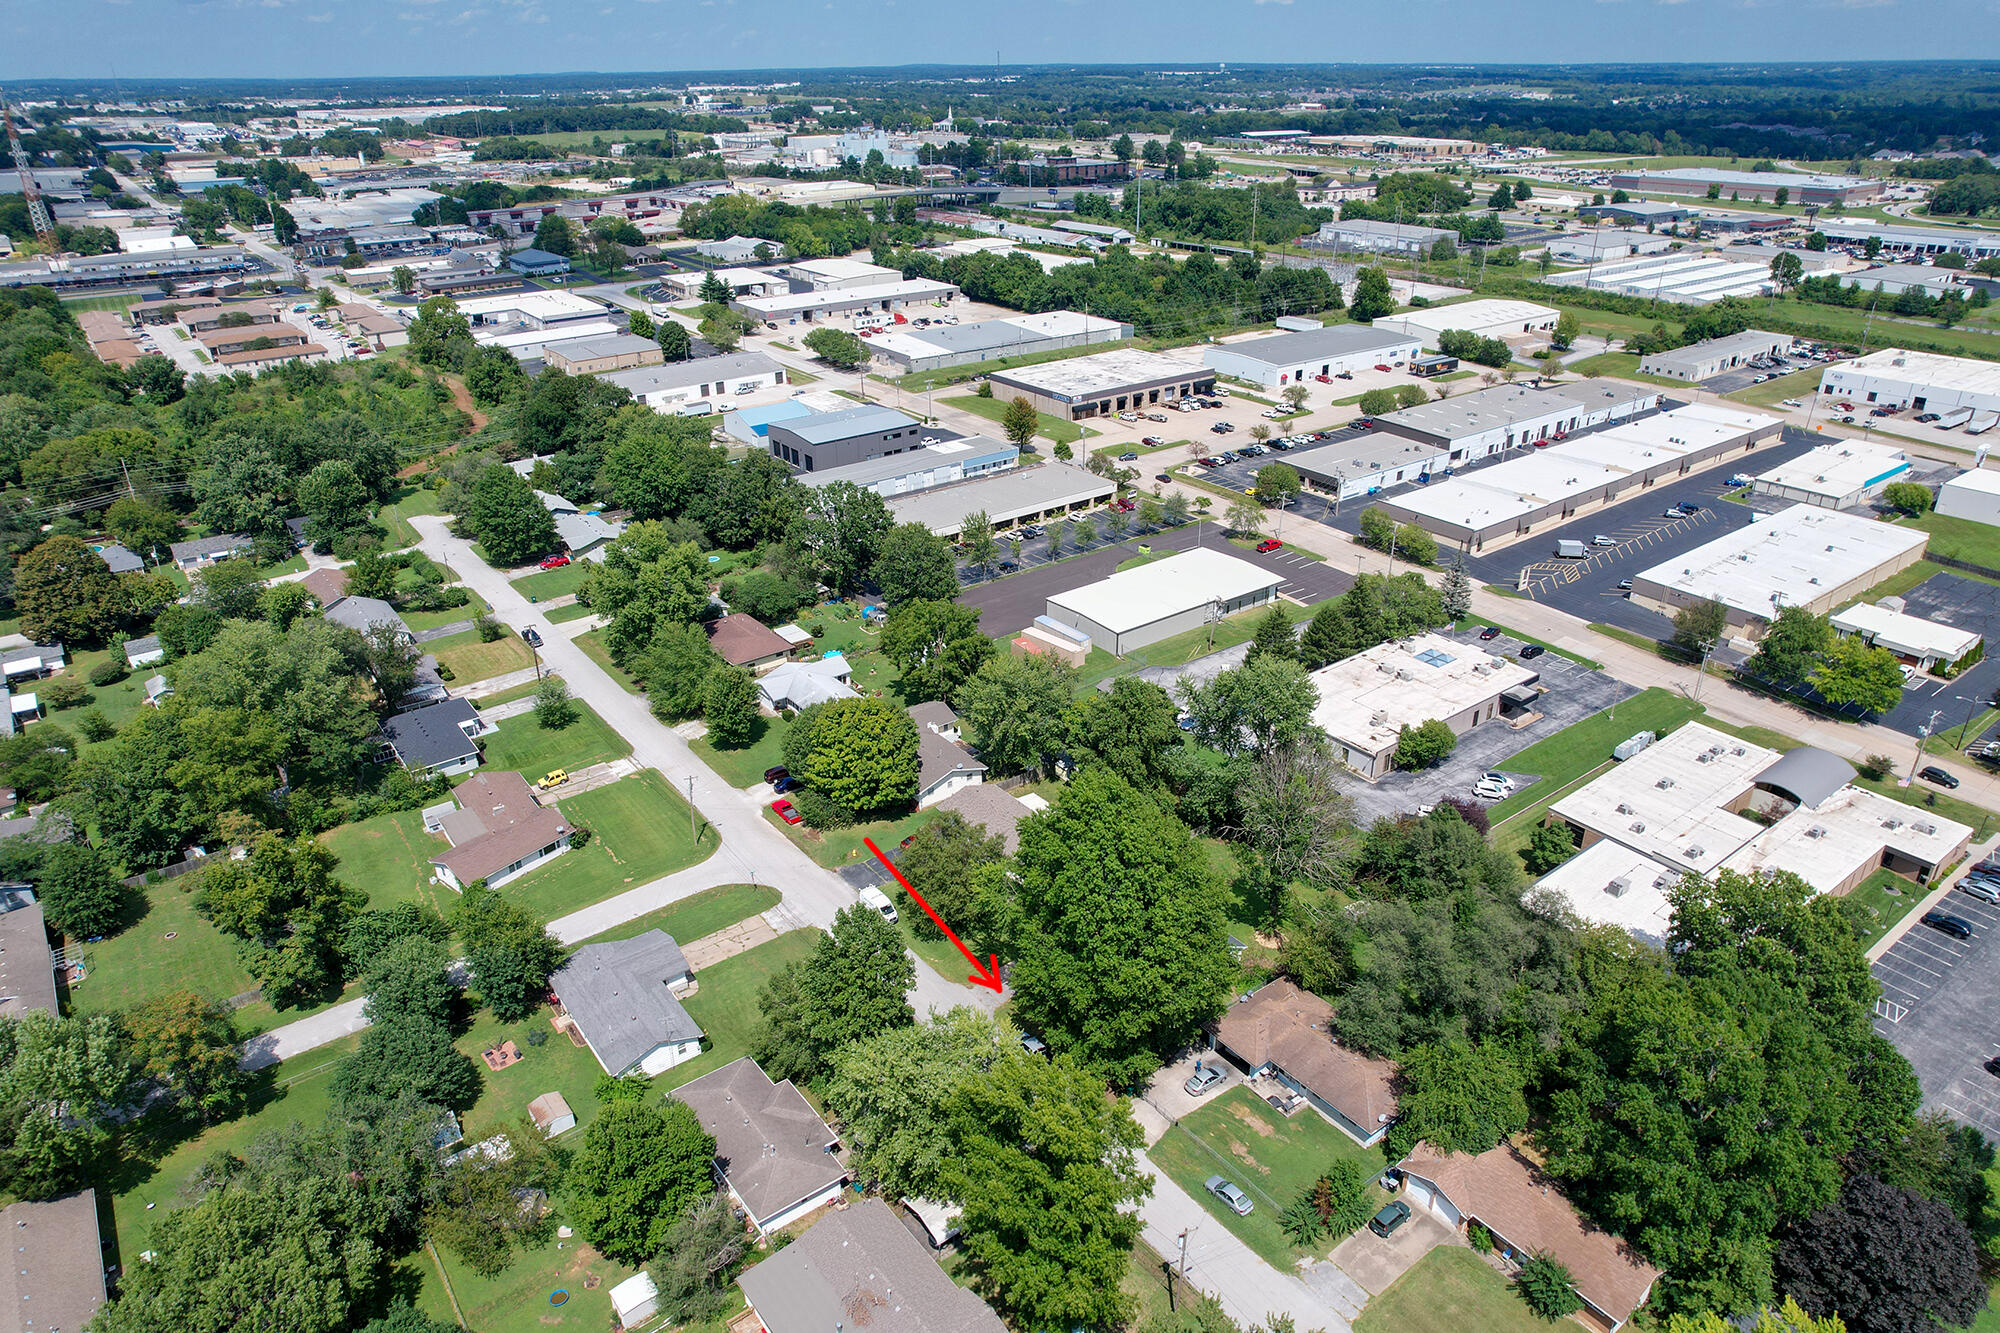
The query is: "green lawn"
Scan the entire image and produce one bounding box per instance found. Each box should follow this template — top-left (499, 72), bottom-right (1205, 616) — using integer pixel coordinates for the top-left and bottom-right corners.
top-left (432, 630), bottom-right (537, 684)
top-left (1146, 1085), bottom-right (1387, 1267)
top-left (575, 629), bottom-right (643, 695)
top-left (452, 1008), bottom-right (610, 1146)
top-left (511, 560), bottom-right (592, 603)
top-left (1905, 511), bottom-right (2000, 573)
top-left (545, 600), bottom-right (595, 624)
top-left (475, 701), bottom-right (632, 778)
top-left (691, 713), bottom-right (794, 788)
top-left (423, 1229), bottom-right (629, 1333)
top-left (573, 883), bottom-right (781, 949)
top-left (63, 883), bottom-right (292, 1038)
top-left (55, 647), bottom-right (153, 739)
top-left (1094, 436), bottom-right (1186, 460)
top-left (322, 769), bottom-right (717, 925)
top-left (944, 394), bottom-right (1083, 445)
top-left (768, 802), bottom-right (934, 872)
top-left (1728, 366), bottom-right (1822, 409)
top-left (1354, 1245), bottom-right (1554, 1333)
top-left (1844, 866), bottom-right (1936, 951)
top-left (657, 929), bottom-right (818, 1093)
top-left (379, 486), bottom-right (444, 549)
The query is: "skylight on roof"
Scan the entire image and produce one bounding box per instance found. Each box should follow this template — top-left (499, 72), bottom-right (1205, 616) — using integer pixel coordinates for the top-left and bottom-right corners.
top-left (1414, 648), bottom-right (1456, 668)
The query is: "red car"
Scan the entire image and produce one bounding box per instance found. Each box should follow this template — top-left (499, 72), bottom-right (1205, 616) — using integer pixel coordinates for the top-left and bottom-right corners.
top-left (770, 799), bottom-right (803, 825)
top-left (1354, 418), bottom-right (1373, 429)
top-left (1256, 539), bottom-right (1283, 553)
top-left (539, 553), bottom-right (571, 570)
top-left (1374, 364), bottom-right (1392, 372)
top-left (1314, 374), bottom-right (1331, 383)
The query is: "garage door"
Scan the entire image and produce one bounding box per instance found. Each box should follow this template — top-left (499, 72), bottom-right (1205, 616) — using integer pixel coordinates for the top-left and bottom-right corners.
top-left (1404, 1179), bottom-right (1461, 1227)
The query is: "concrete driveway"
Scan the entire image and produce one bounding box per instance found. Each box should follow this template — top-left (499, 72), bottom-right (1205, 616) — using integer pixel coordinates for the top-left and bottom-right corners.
top-left (1326, 1206), bottom-right (1455, 1297)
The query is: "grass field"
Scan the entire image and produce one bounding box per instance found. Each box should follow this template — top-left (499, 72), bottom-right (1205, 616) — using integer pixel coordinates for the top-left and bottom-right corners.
top-left (691, 713), bottom-right (793, 789)
top-left (1905, 511), bottom-right (2000, 572)
top-left (1845, 865), bottom-right (1937, 951)
top-left (1727, 366), bottom-right (1821, 408)
top-left (544, 601), bottom-right (595, 624)
top-left (63, 883), bottom-right (299, 1038)
top-left (55, 646), bottom-right (153, 740)
top-left (431, 630), bottom-right (537, 684)
top-left (61, 292), bottom-right (139, 315)
top-left (322, 769), bottom-right (716, 925)
top-left (380, 486), bottom-right (444, 549)
top-left (512, 560), bottom-right (592, 602)
top-left (768, 802), bottom-right (934, 872)
top-left (1354, 1245), bottom-right (1552, 1333)
top-left (944, 393), bottom-right (1083, 445)
top-left (658, 929), bottom-right (818, 1093)
top-left (575, 629), bottom-right (644, 695)
top-left (1146, 1085), bottom-right (1387, 1267)
top-left (476, 701), bottom-right (632, 777)
top-left (574, 883), bottom-right (781, 949)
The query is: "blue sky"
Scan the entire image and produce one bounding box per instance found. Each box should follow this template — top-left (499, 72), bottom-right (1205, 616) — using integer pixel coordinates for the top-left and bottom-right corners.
top-left (4, 0), bottom-right (1997, 79)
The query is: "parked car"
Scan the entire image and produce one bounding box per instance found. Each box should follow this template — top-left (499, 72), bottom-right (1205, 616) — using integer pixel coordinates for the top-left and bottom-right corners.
top-left (1211, 422), bottom-right (1233, 434)
top-left (1146, 413), bottom-right (1168, 423)
top-left (1474, 781), bottom-right (1511, 801)
top-left (1920, 765), bottom-right (1962, 789)
top-left (1142, 436), bottom-right (1166, 447)
top-left (1020, 1033), bottom-right (1048, 1056)
top-left (858, 886), bottom-right (899, 924)
top-left (770, 799), bottom-right (804, 825)
top-left (1520, 644), bottom-right (1546, 659)
top-left (1156, 473), bottom-right (1175, 484)
top-left (1119, 452), bottom-right (1138, 462)
top-left (536, 769), bottom-right (569, 790)
top-left (1679, 502), bottom-right (1704, 514)
top-left (1256, 539), bottom-right (1284, 553)
top-left (1205, 1176), bottom-right (1255, 1216)
top-left (1962, 881), bottom-right (2000, 905)
top-left (1373, 364), bottom-right (1392, 372)
top-left (1335, 370), bottom-right (1354, 379)
top-left (1184, 1065), bottom-right (1226, 1097)
top-left (520, 627), bottom-right (543, 648)
top-left (1479, 625), bottom-right (1502, 640)
top-left (1617, 578), bottom-right (1634, 591)
top-left (773, 776), bottom-right (802, 794)
top-left (763, 767), bottom-right (788, 786)
top-left (1591, 534), bottom-right (1616, 547)
top-left (1368, 1201), bottom-right (1412, 1238)
top-left (1917, 412), bottom-right (1942, 423)
top-left (1923, 910), bottom-right (1974, 940)
top-left (539, 553), bottom-right (571, 570)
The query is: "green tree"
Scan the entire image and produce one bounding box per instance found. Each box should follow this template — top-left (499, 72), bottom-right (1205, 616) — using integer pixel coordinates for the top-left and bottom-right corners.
top-left (406, 295), bottom-right (471, 366)
top-left (635, 620), bottom-right (723, 722)
top-left (1394, 717), bottom-right (1457, 768)
top-left (1523, 818), bottom-right (1579, 874)
top-left (956, 651), bottom-right (1078, 777)
top-left (1256, 461), bottom-right (1301, 505)
top-left (1881, 481), bottom-right (1934, 515)
top-left (702, 666), bottom-right (759, 747)
top-left (1002, 395), bottom-right (1040, 449)
top-left (803, 326), bottom-right (872, 369)
top-left (1349, 266), bottom-right (1396, 321)
top-left (193, 559), bottom-right (267, 620)
top-left (820, 1007), bottom-right (1010, 1200)
top-left (645, 1194), bottom-right (749, 1327)
top-left (1356, 387), bottom-right (1399, 417)
top-left (534, 676), bottom-right (577, 730)
top-left (124, 989), bottom-right (248, 1124)
top-left (946, 1050), bottom-right (1150, 1332)
top-left (1066, 676), bottom-right (1182, 791)
top-left (195, 835), bottom-right (362, 1009)
top-left (698, 308), bottom-right (747, 353)
top-left (626, 308), bottom-right (655, 340)
top-left (36, 841), bottom-right (127, 939)
top-left (880, 599), bottom-right (995, 704)
top-left (533, 213), bottom-right (577, 258)
top-left (453, 886), bottom-right (564, 1022)
top-left (0, 1010), bottom-right (130, 1198)
top-left (297, 459), bottom-right (372, 545)
top-left (755, 904), bottom-right (916, 1084)
top-left (1176, 655), bottom-right (1318, 757)
top-left (782, 696), bottom-right (920, 815)
top-left (1672, 598), bottom-right (1731, 661)
top-left (1810, 635), bottom-right (1906, 715)
top-left (891, 810), bottom-right (1009, 945)
top-left (1009, 768), bottom-right (1235, 1084)
top-left (1551, 309), bottom-right (1580, 350)
top-left (1516, 1252), bottom-right (1583, 1320)
top-left (1235, 741), bottom-right (1355, 919)
top-left (566, 1095), bottom-right (718, 1265)
top-left (14, 535), bottom-right (129, 644)
top-left (1279, 1159), bottom-right (1374, 1244)
top-left (872, 521), bottom-right (960, 606)
top-left (1385, 1040), bottom-right (1529, 1157)
top-left (1441, 558), bottom-right (1472, 622)
top-left (1245, 606), bottom-right (1299, 662)
top-left (699, 271), bottom-right (733, 305)
top-left (464, 463), bottom-right (557, 566)
top-left (1771, 251), bottom-right (1805, 293)
top-left (390, 265), bottom-right (415, 295)
top-left (1748, 605), bottom-right (1834, 690)
top-left (585, 526), bottom-right (712, 664)
top-left (656, 318), bottom-right (692, 361)
top-left (105, 497), bottom-right (182, 563)
top-left (783, 481), bottom-right (893, 597)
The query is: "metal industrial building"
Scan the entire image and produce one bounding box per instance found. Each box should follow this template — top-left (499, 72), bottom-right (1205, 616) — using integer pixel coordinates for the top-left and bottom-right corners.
top-left (1637, 330), bottom-right (1789, 382)
top-left (1816, 219), bottom-right (2000, 261)
top-left (866, 312), bottom-right (1131, 374)
top-left (1546, 252), bottom-right (1772, 304)
top-left (1372, 299), bottom-right (1560, 345)
top-left (988, 349), bottom-right (1215, 422)
top-left (803, 435), bottom-right (1019, 497)
top-left (1752, 439), bottom-right (1911, 510)
top-left (1308, 218), bottom-right (1455, 255)
top-left (732, 278), bottom-right (962, 324)
top-left (1819, 348), bottom-right (2000, 417)
top-left (600, 352), bottom-right (788, 412)
top-left (887, 461), bottom-right (1116, 538)
top-left (1937, 468), bottom-right (2000, 527)
top-left (1369, 402), bottom-right (1779, 549)
top-left (1628, 504), bottom-right (1928, 638)
top-left (1605, 167), bottom-right (1882, 205)
top-left (1203, 324), bottom-right (1422, 390)
top-left (1044, 547), bottom-right (1282, 656)
top-left (1374, 382), bottom-right (1661, 456)
top-left (766, 405), bottom-right (930, 472)
top-left (1543, 229), bottom-right (1678, 264)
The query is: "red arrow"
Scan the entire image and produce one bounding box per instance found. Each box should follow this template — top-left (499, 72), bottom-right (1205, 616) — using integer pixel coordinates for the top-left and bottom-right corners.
top-left (864, 837), bottom-right (1003, 992)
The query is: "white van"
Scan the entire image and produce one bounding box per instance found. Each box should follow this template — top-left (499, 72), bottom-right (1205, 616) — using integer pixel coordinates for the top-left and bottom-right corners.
top-left (858, 886), bottom-right (899, 924)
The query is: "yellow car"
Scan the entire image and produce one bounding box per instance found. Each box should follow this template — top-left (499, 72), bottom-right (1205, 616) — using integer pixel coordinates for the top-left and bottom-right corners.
top-left (537, 769), bottom-right (569, 790)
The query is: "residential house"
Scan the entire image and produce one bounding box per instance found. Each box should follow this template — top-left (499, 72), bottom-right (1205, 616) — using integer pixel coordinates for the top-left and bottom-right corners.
top-left (144, 673), bottom-right (174, 707)
top-left (0, 688), bottom-right (39, 736)
top-left (0, 1190), bottom-right (107, 1333)
top-left (758, 656), bottom-right (857, 711)
top-left (677, 1056), bottom-right (848, 1235)
top-left (96, 542), bottom-right (145, 575)
top-left (1208, 979), bottom-right (1399, 1147)
top-left (320, 594), bottom-right (413, 644)
top-left (549, 931), bottom-right (704, 1077)
top-left (1396, 1141), bottom-right (1662, 1333)
top-left (123, 634), bottom-right (165, 669)
top-left (378, 697), bottom-right (495, 778)
top-left (737, 1199), bottom-right (1008, 1333)
top-left (539, 490), bottom-right (623, 561)
top-left (933, 784), bottom-right (1035, 854)
top-left (910, 702), bottom-right (986, 808)
top-left (0, 892), bottom-right (58, 1016)
top-left (298, 566), bottom-right (351, 606)
top-left (427, 770), bottom-right (573, 891)
top-left (527, 1092), bottom-right (576, 1136)
top-left (0, 643), bottom-right (63, 684)
top-left (169, 532), bottom-right (254, 570)
top-left (706, 612), bottom-right (794, 672)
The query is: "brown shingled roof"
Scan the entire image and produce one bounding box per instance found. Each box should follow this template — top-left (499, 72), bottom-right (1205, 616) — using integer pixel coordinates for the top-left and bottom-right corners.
top-left (1212, 979), bottom-right (1397, 1133)
top-left (1396, 1141), bottom-right (1662, 1326)
top-left (298, 566), bottom-right (350, 606)
top-left (705, 612), bottom-right (793, 667)
top-left (430, 771), bottom-right (570, 886)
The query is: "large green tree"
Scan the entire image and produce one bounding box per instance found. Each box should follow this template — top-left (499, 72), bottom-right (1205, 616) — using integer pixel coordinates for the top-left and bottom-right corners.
top-left (583, 524), bottom-right (713, 664)
top-left (1748, 605), bottom-right (1833, 691)
top-left (891, 809), bottom-right (1009, 945)
top-left (880, 599), bottom-right (995, 704)
top-left (1065, 676), bottom-right (1182, 791)
top-left (946, 1050), bottom-right (1151, 1331)
top-left (783, 481), bottom-right (892, 596)
top-left (566, 1095), bottom-right (718, 1265)
top-left (1384, 1039), bottom-right (1529, 1157)
top-left (957, 651), bottom-right (1078, 776)
top-left (195, 835), bottom-right (364, 1009)
top-left (124, 989), bottom-right (249, 1125)
top-left (1008, 768), bottom-right (1236, 1084)
top-left (1176, 655), bottom-right (1318, 757)
top-left (0, 1010), bottom-right (129, 1199)
top-left (871, 521), bottom-right (961, 606)
top-left (1348, 266), bottom-right (1396, 320)
top-left (464, 463), bottom-right (557, 567)
top-left (755, 904), bottom-right (915, 1084)
top-left (781, 696), bottom-right (920, 816)
top-left (1810, 635), bottom-right (1906, 715)
top-left (453, 886), bottom-right (565, 1022)
top-left (14, 534), bottom-right (130, 644)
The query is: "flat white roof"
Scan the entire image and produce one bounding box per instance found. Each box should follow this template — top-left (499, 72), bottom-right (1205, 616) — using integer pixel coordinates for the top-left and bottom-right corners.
top-left (1551, 722), bottom-right (1777, 877)
top-left (1309, 633), bottom-right (1539, 755)
top-left (479, 321), bottom-right (624, 352)
top-left (1832, 601), bottom-right (1983, 660)
top-left (992, 348), bottom-right (1202, 399)
top-left (453, 290), bottom-right (607, 320)
top-left (786, 257), bottom-right (898, 282)
top-left (1634, 503), bottom-right (1928, 620)
top-left (1755, 439), bottom-right (1911, 499)
top-left (1374, 382), bottom-right (1648, 443)
top-left (1723, 786), bottom-right (1971, 895)
top-left (735, 279), bottom-right (958, 315)
top-left (1047, 546), bottom-right (1282, 635)
top-left (1830, 348), bottom-right (2000, 397)
top-left (1375, 298), bottom-right (1558, 338)
top-left (1941, 467), bottom-right (2000, 499)
top-left (1639, 329), bottom-right (1788, 373)
top-left (1534, 839), bottom-right (1680, 947)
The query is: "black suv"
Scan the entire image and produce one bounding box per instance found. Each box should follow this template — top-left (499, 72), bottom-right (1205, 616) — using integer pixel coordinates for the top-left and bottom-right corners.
top-left (1923, 911), bottom-right (1974, 940)
top-left (1920, 765), bottom-right (1962, 789)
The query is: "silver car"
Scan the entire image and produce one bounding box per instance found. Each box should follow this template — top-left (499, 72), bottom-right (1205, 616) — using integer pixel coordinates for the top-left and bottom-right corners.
top-left (1962, 880), bottom-right (2000, 906)
top-left (1184, 1065), bottom-right (1225, 1097)
top-left (1205, 1176), bottom-right (1254, 1216)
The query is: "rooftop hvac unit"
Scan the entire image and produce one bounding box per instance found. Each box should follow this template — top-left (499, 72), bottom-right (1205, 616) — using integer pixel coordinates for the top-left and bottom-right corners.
top-left (1732, 746), bottom-right (1746, 756)
top-left (1370, 710), bottom-right (1388, 726)
top-left (1630, 821), bottom-right (1647, 833)
top-left (1653, 874), bottom-right (1675, 890)
top-left (1606, 877), bottom-right (1631, 898)
top-left (1685, 845), bottom-right (1706, 859)
top-left (1396, 668), bottom-right (1413, 681)
top-left (1710, 745), bottom-right (1725, 755)
top-left (1809, 577), bottom-right (1820, 585)
top-left (1378, 661), bottom-right (1395, 673)
top-left (1657, 776), bottom-right (1677, 789)
top-left (1883, 817), bottom-right (1904, 829)
top-left (1616, 803), bottom-right (1633, 815)
top-left (1916, 822), bottom-right (1937, 836)
top-left (1698, 752), bottom-right (1713, 763)
top-left (1806, 826), bottom-right (1827, 839)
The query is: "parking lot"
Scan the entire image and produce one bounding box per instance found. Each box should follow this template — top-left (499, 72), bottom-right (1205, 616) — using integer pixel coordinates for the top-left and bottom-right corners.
top-left (1883, 573), bottom-right (2000, 740)
top-left (1335, 625), bottom-right (1639, 825)
top-left (1874, 884), bottom-right (2000, 1143)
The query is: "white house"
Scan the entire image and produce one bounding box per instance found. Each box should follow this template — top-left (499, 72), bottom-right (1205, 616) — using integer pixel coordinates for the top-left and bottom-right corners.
top-left (676, 1056), bottom-right (849, 1235)
top-left (549, 931), bottom-right (705, 1078)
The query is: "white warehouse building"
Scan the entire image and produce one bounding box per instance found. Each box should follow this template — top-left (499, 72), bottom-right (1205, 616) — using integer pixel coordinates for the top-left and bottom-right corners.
top-left (1045, 547), bottom-right (1283, 656)
top-left (1752, 439), bottom-right (1912, 510)
top-left (1204, 324), bottom-right (1422, 390)
top-left (1637, 330), bottom-right (1790, 383)
top-left (1819, 348), bottom-right (2000, 418)
top-left (1373, 299), bottom-right (1559, 345)
top-left (1937, 468), bottom-right (2000, 527)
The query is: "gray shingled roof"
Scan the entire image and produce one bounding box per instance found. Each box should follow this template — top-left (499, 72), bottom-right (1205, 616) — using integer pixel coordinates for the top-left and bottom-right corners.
top-left (550, 932), bottom-right (703, 1077)
top-left (379, 697), bottom-right (483, 771)
top-left (321, 594), bottom-right (410, 639)
top-left (168, 532), bottom-right (252, 562)
top-left (677, 1056), bottom-right (846, 1227)
top-left (737, 1199), bottom-right (1006, 1333)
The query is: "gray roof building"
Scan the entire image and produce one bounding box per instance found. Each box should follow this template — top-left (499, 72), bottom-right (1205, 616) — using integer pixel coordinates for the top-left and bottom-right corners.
top-left (96, 543), bottom-right (145, 575)
top-left (550, 931), bottom-right (703, 1078)
top-left (0, 1190), bottom-right (106, 1333)
top-left (321, 594), bottom-right (412, 641)
top-left (678, 1056), bottom-right (847, 1232)
top-left (887, 461), bottom-right (1116, 538)
top-left (775, 404), bottom-right (918, 445)
top-left (599, 351), bottom-right (785, 396)
top-left (168, 532), bottom-right (253, 565)
top-left (379, 697), bottom-right (488, 773)
top-left (737, 1198), bottom-right (1007, 1333)
top-left (0, 894), bottom-right (57, 1016)
top-left (554, 510), bottom-right (622, 556)
top-left (934, 783), bottom-right (1035, 855)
